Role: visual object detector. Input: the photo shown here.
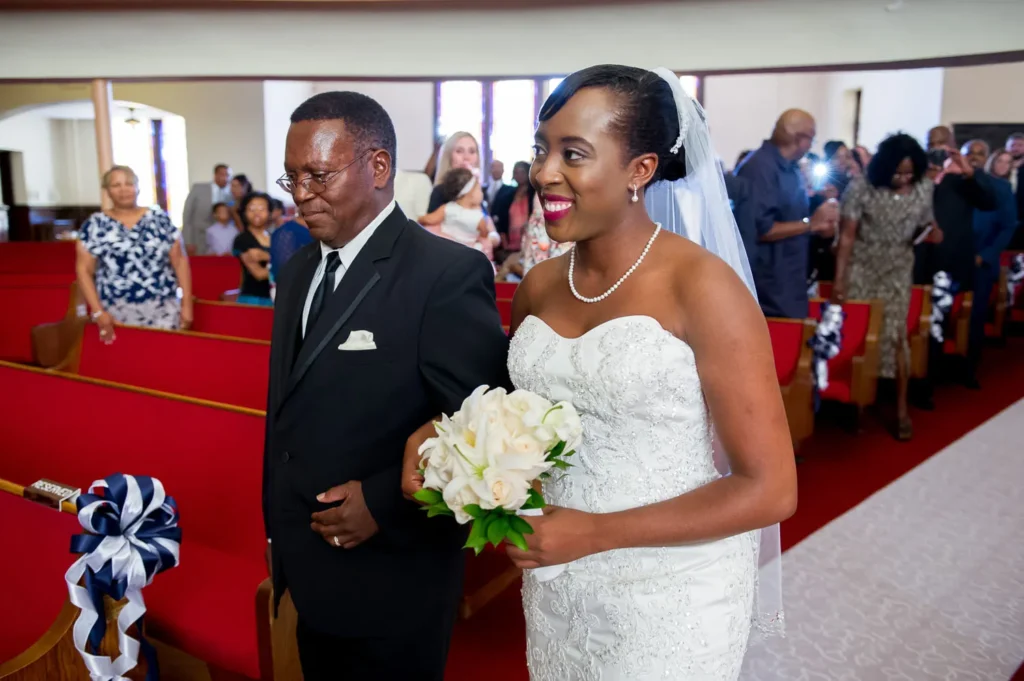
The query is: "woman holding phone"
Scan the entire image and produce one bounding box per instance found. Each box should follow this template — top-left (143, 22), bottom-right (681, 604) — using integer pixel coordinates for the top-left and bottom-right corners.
top-left (832, 133), bottom-right (942, 441)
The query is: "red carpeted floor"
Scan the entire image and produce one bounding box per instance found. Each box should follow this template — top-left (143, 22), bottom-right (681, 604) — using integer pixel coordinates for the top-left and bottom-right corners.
top-left (445, 336), bottom-right (1024, 681)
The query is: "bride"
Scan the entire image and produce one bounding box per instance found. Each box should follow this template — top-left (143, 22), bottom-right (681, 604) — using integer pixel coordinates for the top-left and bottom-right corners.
top-left (503, 65), bottom-right (797, 680)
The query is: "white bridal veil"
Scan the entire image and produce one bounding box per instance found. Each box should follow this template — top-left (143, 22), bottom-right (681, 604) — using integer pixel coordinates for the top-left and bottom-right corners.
top-left (645, 67), bottom-right (785, 638)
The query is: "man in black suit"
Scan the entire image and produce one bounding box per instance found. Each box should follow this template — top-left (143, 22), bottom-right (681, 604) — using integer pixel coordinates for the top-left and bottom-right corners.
top-left (263, 91), bottom-right (509, 681)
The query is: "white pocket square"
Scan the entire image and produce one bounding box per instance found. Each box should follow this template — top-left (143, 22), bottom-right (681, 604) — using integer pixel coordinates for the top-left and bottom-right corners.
top-left (338, 330), bottom-right (377, 351)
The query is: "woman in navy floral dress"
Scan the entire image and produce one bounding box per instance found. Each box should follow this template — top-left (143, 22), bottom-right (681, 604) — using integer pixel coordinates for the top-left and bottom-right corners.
top-left (76, 165), bottom-right (193, 342)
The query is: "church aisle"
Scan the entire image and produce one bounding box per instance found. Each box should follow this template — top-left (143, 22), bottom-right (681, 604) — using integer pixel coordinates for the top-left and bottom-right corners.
top-left (740, 397), bottom-right (1024, 680)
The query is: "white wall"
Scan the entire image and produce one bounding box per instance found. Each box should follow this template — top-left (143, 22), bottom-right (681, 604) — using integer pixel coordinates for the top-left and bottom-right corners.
top-left (263, 80), bottom-right (314, 202)
top-left (2, 2), bottom-right (1023, 79)
top-left (822, 68), bottom-right (944, 151)
top-left (50, 119), bottom-right (100, 206)
top-left (942, 62), bottom-right (1024, 127)
top-left (703, 73), bottom-right (831, 169)
top-left (112, 82), bottom-right (266, 192)
top-left (0, 112), bottom-right (58, 205)
top-left (312, 81), bottom-right (436, 172)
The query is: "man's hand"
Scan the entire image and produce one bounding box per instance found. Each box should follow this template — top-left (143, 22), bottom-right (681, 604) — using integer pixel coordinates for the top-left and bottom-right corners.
top-left (945, 147), bottom-right (974, 178)
top-left (310, 481), bottom-right (379, 550)
top-left (810, 199), bottom-right (839, 237)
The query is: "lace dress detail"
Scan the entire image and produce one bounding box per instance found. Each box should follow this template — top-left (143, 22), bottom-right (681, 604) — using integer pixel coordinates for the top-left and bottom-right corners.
top-left (509, 315), bottom-right (757, 681)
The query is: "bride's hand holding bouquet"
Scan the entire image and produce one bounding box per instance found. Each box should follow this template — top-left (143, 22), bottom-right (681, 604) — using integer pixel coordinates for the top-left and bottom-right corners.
top-left (402, 385), bottom-right (585, 567)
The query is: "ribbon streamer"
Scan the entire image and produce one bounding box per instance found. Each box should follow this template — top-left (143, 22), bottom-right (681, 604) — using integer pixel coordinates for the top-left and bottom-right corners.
top-left (808, 302), bottom-right (845, 401)
top-left (65, 474), bottom-right (181, 681)
top-left (930, 271), bottom-right (957, 344)
top-left (1008, 254), bottom-right (1024, 308)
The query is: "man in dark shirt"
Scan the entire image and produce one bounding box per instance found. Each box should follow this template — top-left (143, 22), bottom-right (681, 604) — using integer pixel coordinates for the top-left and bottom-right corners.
top-left (735, 109), bottom-right (837, 318)
top-left (916, 127), bottom-right (997, 291)
top-left (913, 127), bottom-right (997, 406)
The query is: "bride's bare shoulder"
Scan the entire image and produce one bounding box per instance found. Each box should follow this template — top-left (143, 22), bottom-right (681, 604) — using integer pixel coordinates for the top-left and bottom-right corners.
top-left (510, 254), bottom-right (568, 331)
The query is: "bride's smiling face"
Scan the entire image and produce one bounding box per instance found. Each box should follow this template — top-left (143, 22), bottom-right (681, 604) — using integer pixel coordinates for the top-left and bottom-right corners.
top-left (531, 87), bottom-right (643, 244)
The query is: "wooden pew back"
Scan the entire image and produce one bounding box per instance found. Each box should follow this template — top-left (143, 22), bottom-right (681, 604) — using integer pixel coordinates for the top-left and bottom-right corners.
top-left (192, 300), bottom-right (273, 342)
top-left (190, 256), bottom-right (241, 301)
top-left (61, 324), bottom-right (270, 411)
top-left (0, 242), bottom-right (76, 275)
top-left (0, 279), bottom-right (79, 364)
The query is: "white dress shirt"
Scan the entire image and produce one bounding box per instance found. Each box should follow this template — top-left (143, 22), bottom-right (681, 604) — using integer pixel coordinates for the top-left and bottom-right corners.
top-left (301, 199), bottom-right (396, 336)
top-left (486, 180), bottom-right (504, 206)
top-left (212, 182), bottom-right (232, 206)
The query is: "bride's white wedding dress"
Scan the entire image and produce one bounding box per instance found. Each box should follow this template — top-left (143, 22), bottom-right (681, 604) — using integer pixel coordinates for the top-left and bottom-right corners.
top-left (509, 314), bottom-right (758, 681)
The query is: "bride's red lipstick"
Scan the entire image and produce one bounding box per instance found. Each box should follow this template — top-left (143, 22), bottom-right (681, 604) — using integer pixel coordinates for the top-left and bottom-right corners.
top-left (541, 194), bottom-right (574, 223)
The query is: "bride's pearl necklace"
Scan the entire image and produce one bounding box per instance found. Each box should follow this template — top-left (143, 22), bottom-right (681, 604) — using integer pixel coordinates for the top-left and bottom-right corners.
top-left (569, 223), bottom-right (661, 304)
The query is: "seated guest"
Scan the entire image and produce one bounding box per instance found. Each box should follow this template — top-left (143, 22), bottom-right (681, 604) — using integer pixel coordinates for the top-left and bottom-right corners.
top-left (232, 192), bottom-right (274, 306)
top-left (76, 165), bottom-right (193, 340)
top-left (270, 213), bottom-right (313, 283)
top-left (418, 168), bottom-right (499, 261)
top-left (427, 132), bottom-right (482, 212)
top-left (490, 161), bottom-right (534, 262)
top-left (205, 202), bottom-right (239, 256)
top-left (964, 142), bottom-right (1018, 387)
top-left (832, 134), bottom-right (937, 441)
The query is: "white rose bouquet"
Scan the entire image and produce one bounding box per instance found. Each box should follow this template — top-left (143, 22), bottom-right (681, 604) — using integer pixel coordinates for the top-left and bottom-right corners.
top-left (413, 385), bottom-right (583, 554)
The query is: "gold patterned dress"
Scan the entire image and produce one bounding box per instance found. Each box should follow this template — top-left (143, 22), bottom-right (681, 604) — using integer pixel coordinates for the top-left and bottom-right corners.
top-left (840, 176), bottom-right (935, 378)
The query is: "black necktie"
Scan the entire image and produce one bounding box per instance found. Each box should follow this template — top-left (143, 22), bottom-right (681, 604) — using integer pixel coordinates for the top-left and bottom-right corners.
top-left (305, 251), bottom-right (341, 336)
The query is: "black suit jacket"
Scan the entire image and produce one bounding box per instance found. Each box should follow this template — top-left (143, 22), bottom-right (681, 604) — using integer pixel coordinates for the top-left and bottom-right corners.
top-left (490, 184), bottom-right (535, 238)
top-left (262, 206), bottom-right (510, 637)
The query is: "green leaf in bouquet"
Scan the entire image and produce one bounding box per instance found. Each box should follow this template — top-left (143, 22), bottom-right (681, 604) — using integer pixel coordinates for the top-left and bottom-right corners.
top-left (464, 518), bottom-right (489, 555)
top-left (546, 440), bottom-right (566, 460)
top-left (509, 514), bottom-right (535, 536)
top-left (552, 459), bottom-right (573, 472)
top-left (413, 488), bottom-right (442, 505)
top-left (463, 504), bottom-right (484, 519)
top-left (522, 488), bottom-right (546, 510)
top-left (426, 505), bottom-right (453, 518)
top-left (563, 448), bottom-right (576, 458)
top-left (506, 527), bottom-right (529, 552)
top-left (487, 514), bottom-right (510, 547)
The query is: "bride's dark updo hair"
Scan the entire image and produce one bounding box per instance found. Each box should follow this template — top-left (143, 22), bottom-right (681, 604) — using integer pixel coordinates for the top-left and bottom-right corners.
top-left (539, 65), bottom-right (686, 185)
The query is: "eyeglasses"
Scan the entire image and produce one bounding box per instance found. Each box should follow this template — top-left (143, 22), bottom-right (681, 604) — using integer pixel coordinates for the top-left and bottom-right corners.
top-left (276, 149), bottom-right (373, 195)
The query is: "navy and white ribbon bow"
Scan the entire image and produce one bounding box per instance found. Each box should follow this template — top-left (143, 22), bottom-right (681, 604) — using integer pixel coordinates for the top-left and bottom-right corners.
top-left (1008, 254), bottom-right (1024, 308)
top-left (809, 302), bottom-right (845, 398)
top-left (65, 474), bottom-right (180, 681)
top-left (930, 271), bottom-right (958, 344)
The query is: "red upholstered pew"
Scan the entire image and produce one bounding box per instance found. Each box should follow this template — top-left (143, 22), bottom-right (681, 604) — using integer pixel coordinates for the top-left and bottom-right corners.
top-left (0, 361), bottom-right (298, 680)
top-left (496, 298), bottom-right (513, 329)
top-left (192, 300), bottom-right (274, 342)
top-left (765, 317), bottom-right (815, 446)
top-left (807, 298), bottom-right (883, 408)
top-left (942, 292), bottom-right (972, 357)
top-left (190, 255), bottom-right (241, 301)
top-left (817, 282), bottom-right (931, 379)
top-left (57, 324), bottom-right (270, 411)
top-left (0, 241), bottom-right (76, 276)
top-left (0, 275), bottom-right (80, 365)
top-left (495, 282), bottom-right (517, 300)
top-left (0, 481), bottom-right (84, 678)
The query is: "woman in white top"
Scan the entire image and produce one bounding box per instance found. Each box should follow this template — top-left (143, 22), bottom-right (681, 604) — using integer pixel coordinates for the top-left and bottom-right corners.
top-left (419, 167), bottom-right (500, 260)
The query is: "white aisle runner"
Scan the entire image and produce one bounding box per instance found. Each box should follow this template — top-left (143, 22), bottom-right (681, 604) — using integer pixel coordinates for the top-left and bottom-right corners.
top-left (741, 399), bottom-right (1024, 681)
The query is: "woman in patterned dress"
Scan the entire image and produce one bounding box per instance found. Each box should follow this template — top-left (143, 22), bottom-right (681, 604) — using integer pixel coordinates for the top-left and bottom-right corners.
top-left (832, 134), bottom-right (942, 440)
top-left (76, 165), bottom-right (193, 342)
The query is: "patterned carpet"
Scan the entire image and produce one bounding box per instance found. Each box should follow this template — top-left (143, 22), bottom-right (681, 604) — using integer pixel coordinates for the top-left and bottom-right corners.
top-left (740, 398), bottom-right (1024, 680)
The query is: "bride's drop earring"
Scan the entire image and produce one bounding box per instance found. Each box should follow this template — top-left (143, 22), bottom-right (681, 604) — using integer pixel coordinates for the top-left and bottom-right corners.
top-left (631, 185), bottom-right (639, 203)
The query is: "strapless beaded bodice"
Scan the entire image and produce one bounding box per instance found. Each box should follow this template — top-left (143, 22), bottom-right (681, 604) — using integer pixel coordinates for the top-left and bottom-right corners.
top-left (509, 315), bottom-right (721, 514)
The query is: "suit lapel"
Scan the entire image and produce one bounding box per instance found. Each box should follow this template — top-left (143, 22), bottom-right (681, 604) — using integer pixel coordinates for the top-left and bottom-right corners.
top-left (278, 208), bottom-right (408, 411)
top-left (280, 247), bottom-right (320, 371)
